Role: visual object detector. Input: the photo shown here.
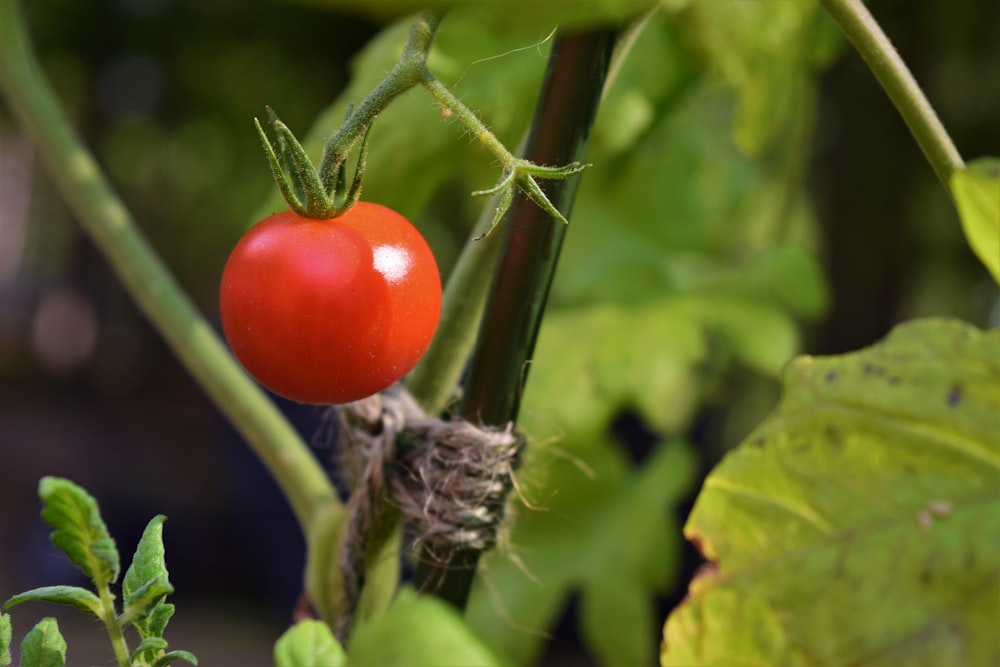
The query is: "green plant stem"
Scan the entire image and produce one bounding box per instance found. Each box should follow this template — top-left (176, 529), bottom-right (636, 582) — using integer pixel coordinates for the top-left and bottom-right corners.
top-left (414, 27), bottom-right (617, 608)
top-left (405, 199), bottom-right (506, 413)
top-left (420, 75), bottom-right (520, 166)
top-left (316, 11), bottom-right (443, 188)
top-left (0, 0), bottom-right (338, 533)
top-left (819, 0), bottom-right (964, 191)
top-left (95, 583), bottom-right (129, 667)
top-left (407, 11), bottom-right (656, 414)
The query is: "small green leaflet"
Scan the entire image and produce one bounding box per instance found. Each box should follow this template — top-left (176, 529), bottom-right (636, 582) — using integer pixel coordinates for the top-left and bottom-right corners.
top-left (0, 612), bottom-right (11, 667)
top-left (19, 618), bottom-right (67, 667)
top-left (122, 515), bottom-right (175, 635)
top-left (38, 477), bottom-right (120, 585)
top-left (662, 318), bottom-right (1000, 666)
top-left (349, 588), bottom-right (506, 666)
top-left (3, 586), bottom-right (101, 616)
top-left (274, 620), bottom-right (345, 667)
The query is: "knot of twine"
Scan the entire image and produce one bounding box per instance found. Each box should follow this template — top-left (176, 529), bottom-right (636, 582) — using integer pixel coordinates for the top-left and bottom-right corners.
top-left (337, 385), bottom-right (523, 562)
top-left (331, 385), bottom-right (523, 637)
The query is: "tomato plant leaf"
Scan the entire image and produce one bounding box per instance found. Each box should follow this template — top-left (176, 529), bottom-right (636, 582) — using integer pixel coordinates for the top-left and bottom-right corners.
top-left (122, 514), bottom-right (174, 638)
top-left (466, 286), bottom-right (799, 665)
top-left (3, 586), bottom-right (102, 616)
top-left (675, 0), bottom-right (840, 156)
top-left (37, 477), bottom-right (119, 586)
top-left (274, 620), bottom-right (345, 667)
top-left (576, 441), bottom-right (698, 667)
top-left (18, 618), bottom-right (66, 667)
top-left (0, 612), bottom-right (11, 667)
top-left (467, 432), bottom-right (697, 666)
top-left (131, 637), bottom-right (169, 664)
top-left (122, 515), bottom-right (175, 636)
top-left (662, 318), bottom-right (1000, 667)
top-left (951, 157), bottom-right (1000, 285)
top-left (348, 587), bottom-right (506, 666)
top-left (151, 650), bottom-right (198, 667)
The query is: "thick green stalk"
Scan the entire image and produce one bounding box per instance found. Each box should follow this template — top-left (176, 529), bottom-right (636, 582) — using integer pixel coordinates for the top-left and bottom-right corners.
top-left (0, 0), bottom-right (338, 532)
top-left (819, 0), bottom-right (964, 191)
top-left (414, 28), bottom-right (618, 608)
top-left (95, 583), bottom-right (130, 667)
top-left (405, 200), bottom-right (505, 413)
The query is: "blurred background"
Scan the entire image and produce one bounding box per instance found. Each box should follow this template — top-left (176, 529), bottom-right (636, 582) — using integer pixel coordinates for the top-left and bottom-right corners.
top-left (1, 0), bottom-right (997, 663)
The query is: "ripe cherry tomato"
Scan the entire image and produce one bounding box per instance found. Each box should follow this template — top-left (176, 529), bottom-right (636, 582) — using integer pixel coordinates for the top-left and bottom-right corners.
top-left (219, 203), bottom-right (441, 404)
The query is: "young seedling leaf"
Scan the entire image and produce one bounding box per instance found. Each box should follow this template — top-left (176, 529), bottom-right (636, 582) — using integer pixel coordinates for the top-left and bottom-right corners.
top-left (119, 577), bottom-right (174, 629)
top-left (142, 603), bottom-right (176, 639)
top-left (38, 477), bottom-right (119, 585)
top-left (273, 619), bottom-right (345, 667)
top-left (662, 318), bottom-right (1000, 667)
top-left (19, 618), bottom-right (66, 667)
top-left (349, 587), bottom-right (505, 666)
top-left (152, 650), bottom-right (198, 667)
top-left (951, 157), bottom-right (1000, 285)
top-left (122, 515), bottom-right (173, 633)
top-left (131, 636), bottom-right (168, 663)
top-left (3, 586), bottom-right (101, 616)
top-left (0, 612), bottom-right (11, 667)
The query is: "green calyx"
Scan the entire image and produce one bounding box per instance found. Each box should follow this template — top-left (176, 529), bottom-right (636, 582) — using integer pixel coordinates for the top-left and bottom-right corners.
top-left (256, 106), bottom-right (371, 219)
top-left (255, 9), bottom-right (590, 230)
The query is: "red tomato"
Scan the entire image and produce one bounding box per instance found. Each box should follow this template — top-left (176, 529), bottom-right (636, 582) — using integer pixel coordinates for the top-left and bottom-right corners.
top-left (219, 203), bottom-right (441, 404)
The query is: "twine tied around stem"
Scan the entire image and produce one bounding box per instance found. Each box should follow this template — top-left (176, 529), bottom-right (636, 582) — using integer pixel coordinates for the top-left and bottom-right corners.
top-left (331, 384), bottom-right (524, 635)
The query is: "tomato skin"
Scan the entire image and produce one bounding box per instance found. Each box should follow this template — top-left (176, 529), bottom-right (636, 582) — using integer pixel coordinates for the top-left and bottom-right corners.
top-left (219, 203), bottom-right (441, 404)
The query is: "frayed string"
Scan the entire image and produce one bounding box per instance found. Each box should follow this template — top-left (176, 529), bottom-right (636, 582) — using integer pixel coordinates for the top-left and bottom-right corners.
top-left (330, 384), bottom-right (523, 638)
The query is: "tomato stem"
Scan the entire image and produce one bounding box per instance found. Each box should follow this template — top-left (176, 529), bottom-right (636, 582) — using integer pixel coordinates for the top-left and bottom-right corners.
top-left (818, 0), bottom-right (963, 193)
top-left (265, 9), bottom-right (591, 226)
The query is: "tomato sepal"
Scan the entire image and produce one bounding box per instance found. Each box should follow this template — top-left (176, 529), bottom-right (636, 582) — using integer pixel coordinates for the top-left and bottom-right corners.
top-left (256, 107), bottom-right (371, 220)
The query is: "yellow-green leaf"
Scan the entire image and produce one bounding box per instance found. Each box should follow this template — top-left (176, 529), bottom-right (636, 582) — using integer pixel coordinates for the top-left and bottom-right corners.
top-left (662, 318), bottom-right (1000, 666)
top-left (951, 158), bottom-right (1000, 284)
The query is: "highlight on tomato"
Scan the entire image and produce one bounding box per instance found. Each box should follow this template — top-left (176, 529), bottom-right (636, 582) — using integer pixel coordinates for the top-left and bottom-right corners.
top-left (219, 202), bottom-right (442, 404)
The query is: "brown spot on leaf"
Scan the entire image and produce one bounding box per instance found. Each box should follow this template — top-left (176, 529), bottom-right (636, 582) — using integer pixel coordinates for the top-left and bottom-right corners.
top-left (947, 384), bottom-right (963, 407)
top-left (863, 363), bottom-right (885, 377)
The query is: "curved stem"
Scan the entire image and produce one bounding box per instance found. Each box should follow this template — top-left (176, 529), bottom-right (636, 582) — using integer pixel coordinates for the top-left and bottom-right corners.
top-left (0, 0), bottom-right (338, 532)
top-left (819, 0), bottom-right (964, 192)
top-left (405, 195), bottom-right (506, 414)
top-left (419, 74), bottom-right (519, 166)
top-left (316, 12), bottom-right (443, 188)
top-left (94, 580), bottom-right (130, 667)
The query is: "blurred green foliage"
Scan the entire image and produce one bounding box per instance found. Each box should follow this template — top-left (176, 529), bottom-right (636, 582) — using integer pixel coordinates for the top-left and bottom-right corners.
top-left (10, 0), bottom-right (376, 300)
top-left (2, 0), bottom-right (998, 665)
